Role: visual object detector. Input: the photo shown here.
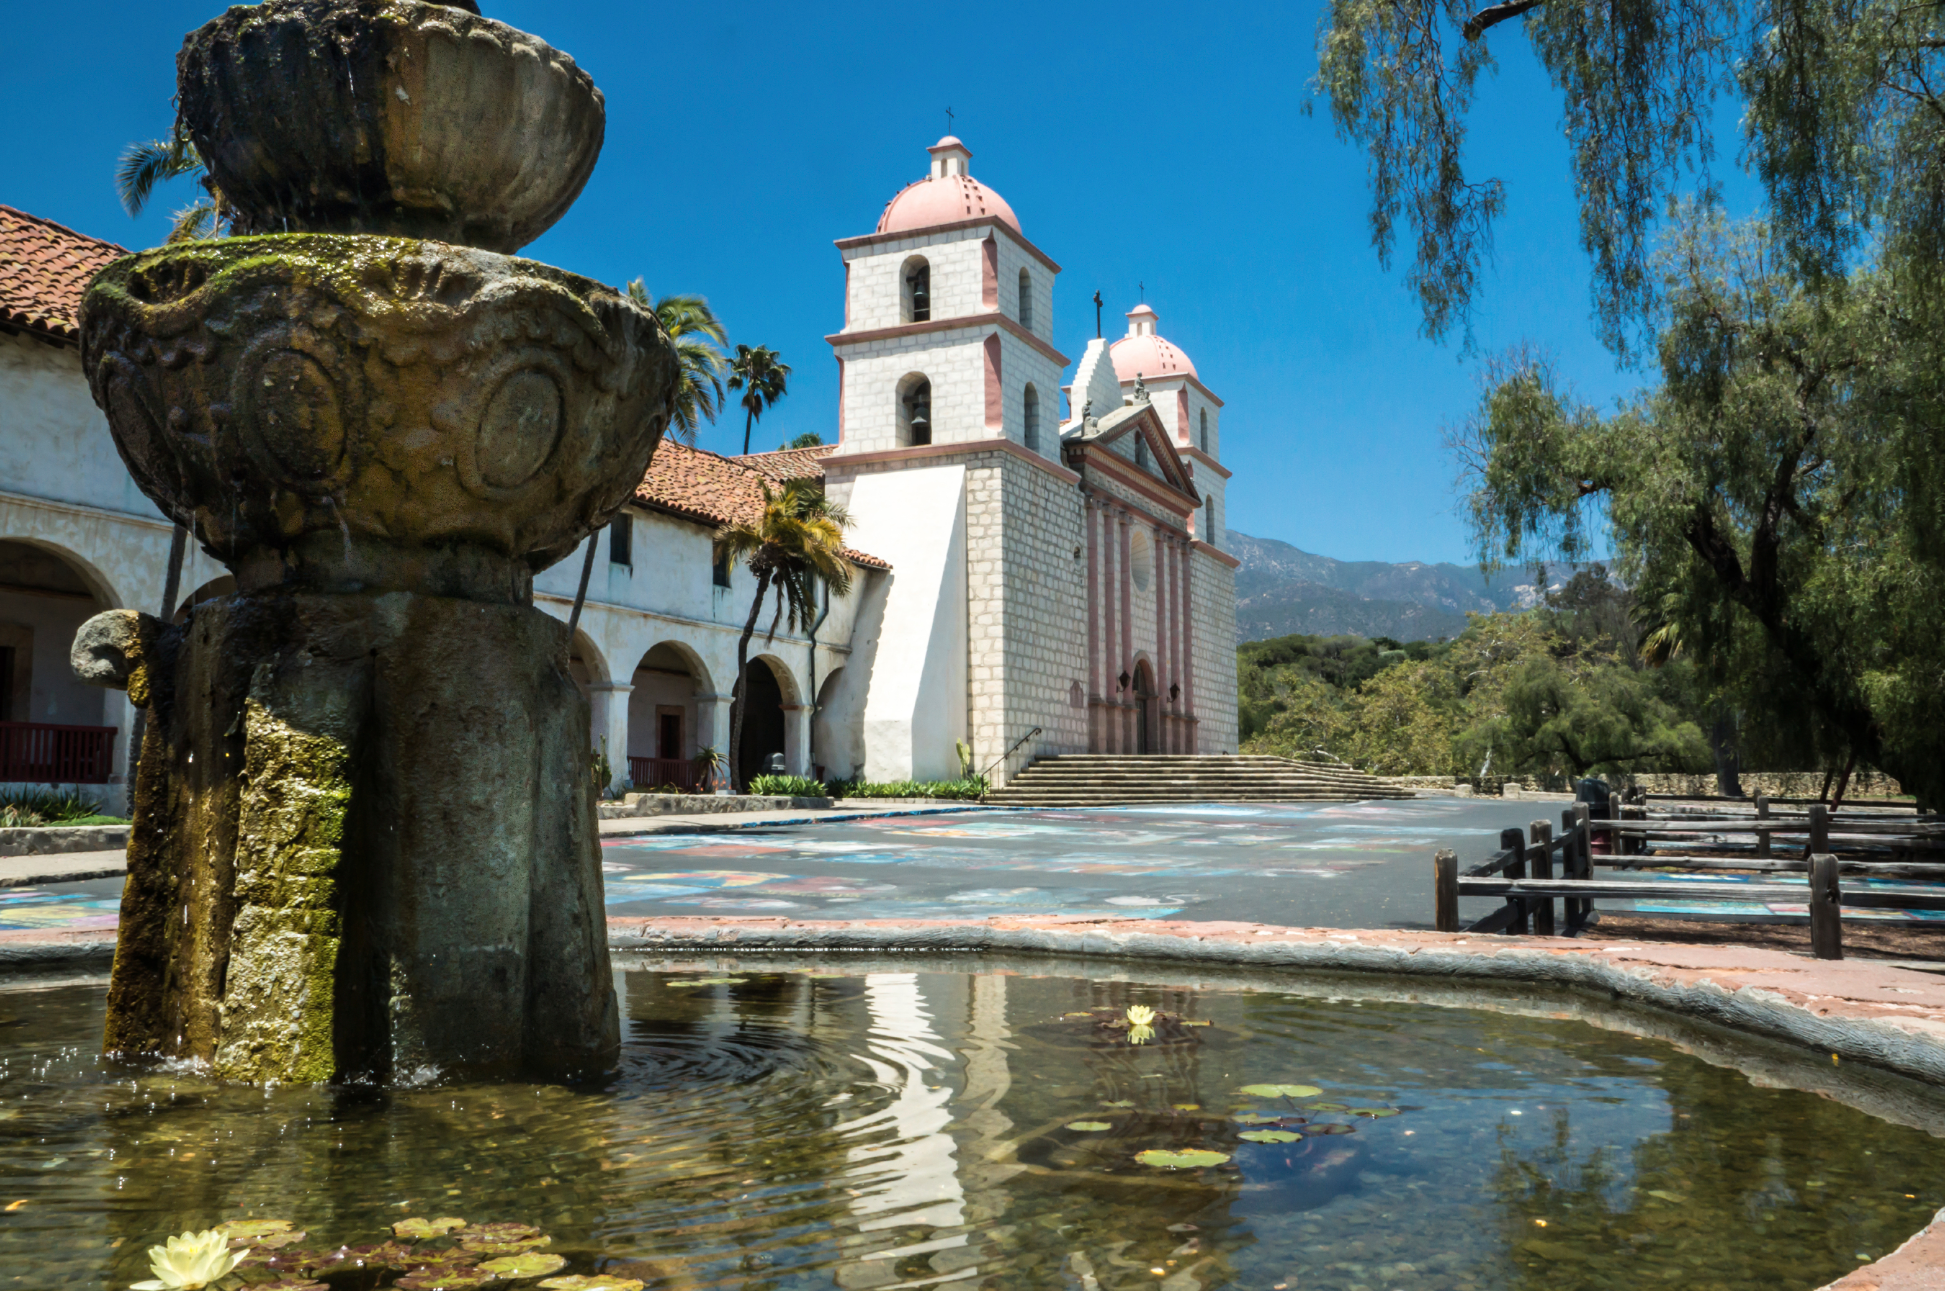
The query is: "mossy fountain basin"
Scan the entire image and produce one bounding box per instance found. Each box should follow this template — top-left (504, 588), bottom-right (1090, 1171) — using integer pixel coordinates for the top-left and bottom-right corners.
top-left (6, 954), bottom-right (1944, 1290)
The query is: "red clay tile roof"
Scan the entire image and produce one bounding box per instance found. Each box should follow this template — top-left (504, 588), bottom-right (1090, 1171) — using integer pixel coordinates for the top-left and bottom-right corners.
top-left (737, 444), bottom-right (829, 485)
top-left (634, 441), bottom-right (887, 570)
top-left (0, 206), bottom-right (126, 345)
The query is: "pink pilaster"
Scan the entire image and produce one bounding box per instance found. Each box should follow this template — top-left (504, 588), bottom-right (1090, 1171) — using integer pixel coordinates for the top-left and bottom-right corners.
top-left (1101, 503), bottom-right (1119, 753)
top-left (1170, 536), bottom-right (1185, 751)
top-left (1152, 525), bottom-right (1168, 751)
top-left (1085, 499), bottom-right (1101, 752)
top-left (1118, 509), bottom-right (1134, 753)
top-left (1174, 540), bottom-right (1190, 746)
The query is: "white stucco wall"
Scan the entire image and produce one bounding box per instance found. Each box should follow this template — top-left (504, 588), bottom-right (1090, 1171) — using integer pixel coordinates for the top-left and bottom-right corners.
top-left (839, 463), bottom-right (968, 781)
top-left (1, 331), bottom-right (227, 811)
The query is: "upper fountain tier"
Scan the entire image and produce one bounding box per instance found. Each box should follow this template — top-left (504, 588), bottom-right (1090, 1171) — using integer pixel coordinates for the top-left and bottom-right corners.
top-left (177, 0), bottom-right (604, 254)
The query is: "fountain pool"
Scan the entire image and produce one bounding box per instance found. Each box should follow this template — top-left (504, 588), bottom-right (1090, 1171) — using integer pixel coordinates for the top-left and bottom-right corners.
top-left (5, 956), bottom-right (1943, 1290)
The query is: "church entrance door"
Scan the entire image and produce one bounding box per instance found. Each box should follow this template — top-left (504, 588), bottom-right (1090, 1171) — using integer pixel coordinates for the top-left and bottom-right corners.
top-left (1134, 661), bottom-right (1156, 754)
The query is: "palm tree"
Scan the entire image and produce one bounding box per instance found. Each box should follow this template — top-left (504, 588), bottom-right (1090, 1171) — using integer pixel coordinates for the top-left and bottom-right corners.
top-left (727, 344), bottom-right (791, 456)
top-left (714, 479), bottom-right (854, 790)
top-left (625, 280), bottom-right (728, 444)
top-left (116, 125), bottom-right (229, 242)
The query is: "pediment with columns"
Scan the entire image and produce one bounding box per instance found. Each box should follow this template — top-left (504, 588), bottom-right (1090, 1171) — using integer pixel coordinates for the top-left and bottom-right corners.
top-left (1061, 397), bottom-right (1201, 514)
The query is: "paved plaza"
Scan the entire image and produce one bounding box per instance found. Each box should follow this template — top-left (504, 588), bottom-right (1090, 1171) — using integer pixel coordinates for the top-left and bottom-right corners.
top-left (0, 798), bottom-right (1544, 937)
top-left (599, 798), bottom-right (1522, 928)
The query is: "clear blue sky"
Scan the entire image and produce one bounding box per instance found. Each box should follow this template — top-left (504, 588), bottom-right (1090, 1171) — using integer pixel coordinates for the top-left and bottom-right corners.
top-left (5, 1), bottom-right (1711, 564)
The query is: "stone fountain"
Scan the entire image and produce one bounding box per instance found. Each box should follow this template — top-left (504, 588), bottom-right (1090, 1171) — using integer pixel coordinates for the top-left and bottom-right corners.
top-left (69, 0), bottom-right (676, 1083)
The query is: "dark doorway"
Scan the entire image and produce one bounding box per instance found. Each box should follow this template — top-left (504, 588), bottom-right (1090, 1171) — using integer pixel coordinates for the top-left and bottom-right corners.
top-left (658, 711), bottom-right (683, 760)
top-left (736, 659), bottom-right (786, 784)
top-left (1134, 661), bottom-right (1156, 754)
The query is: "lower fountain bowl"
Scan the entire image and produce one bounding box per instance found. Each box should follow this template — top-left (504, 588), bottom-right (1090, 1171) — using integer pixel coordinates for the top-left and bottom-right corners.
top-left (80, 234), bottom-right (676, 590)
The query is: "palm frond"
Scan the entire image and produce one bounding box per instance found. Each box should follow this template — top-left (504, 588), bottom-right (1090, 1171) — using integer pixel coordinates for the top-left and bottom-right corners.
top-left (166, 200), bottom-right (222, 243)
top-left (117, 129), bottom-right (203, 217)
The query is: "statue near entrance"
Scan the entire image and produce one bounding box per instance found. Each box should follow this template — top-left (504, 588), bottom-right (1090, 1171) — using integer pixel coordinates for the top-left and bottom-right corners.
top-left (68, 0), bottom-right (675, 1083)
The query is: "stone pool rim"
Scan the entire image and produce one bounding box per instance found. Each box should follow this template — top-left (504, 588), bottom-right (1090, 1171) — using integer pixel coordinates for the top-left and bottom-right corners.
top-left (7, 914), bottom-right (1945, 1290)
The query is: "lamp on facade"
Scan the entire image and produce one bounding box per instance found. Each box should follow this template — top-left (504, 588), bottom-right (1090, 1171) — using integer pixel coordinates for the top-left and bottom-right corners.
top-left (1117, 669), bottom-right (1130, 692)
top-left (1169, 682), bottom-right (1180, 702)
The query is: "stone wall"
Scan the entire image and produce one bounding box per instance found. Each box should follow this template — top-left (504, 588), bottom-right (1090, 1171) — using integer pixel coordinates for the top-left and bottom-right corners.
top-left (1190, 550), bottom-right (1239, 753)
top-left (966, 451), bottom-right (1089, 783)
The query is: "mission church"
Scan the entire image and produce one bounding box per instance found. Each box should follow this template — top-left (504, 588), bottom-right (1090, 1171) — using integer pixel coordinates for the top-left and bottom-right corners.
top-left (0, 135), bottom-right (1237, 805)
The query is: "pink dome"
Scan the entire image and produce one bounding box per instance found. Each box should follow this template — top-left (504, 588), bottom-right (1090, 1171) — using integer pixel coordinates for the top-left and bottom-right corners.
top-left (1110, 306), bottom-right (1197, 380)
top-left (876, 137), bottom-right (1022, 235)
top-left (877, 175), bottom-right (1021, 236)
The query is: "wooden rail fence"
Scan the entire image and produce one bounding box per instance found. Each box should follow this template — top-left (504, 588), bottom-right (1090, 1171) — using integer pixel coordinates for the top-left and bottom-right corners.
top-left (1433, 796), bottom-right (1945, 961)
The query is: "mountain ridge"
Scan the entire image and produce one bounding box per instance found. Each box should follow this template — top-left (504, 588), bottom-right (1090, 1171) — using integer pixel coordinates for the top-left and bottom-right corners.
top-left (1229, 531), bottom-right (1571, 643)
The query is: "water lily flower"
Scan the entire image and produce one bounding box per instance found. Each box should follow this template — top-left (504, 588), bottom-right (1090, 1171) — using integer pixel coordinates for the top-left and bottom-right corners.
top-left (1125, 1005), bottom-right (1157, 1027)
top-left (1128, 1023), bottom-right (1157, 1045)
top-left (130, 1230), bottom-right (243, 1290)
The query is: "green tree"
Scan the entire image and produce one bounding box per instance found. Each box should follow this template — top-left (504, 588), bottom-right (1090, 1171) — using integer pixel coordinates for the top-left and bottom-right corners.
top-left (727, 344), bottom-right (792, 456)
top-left (1452, 212), bottom-right (1945, 802)
top-left (1314, 0), bottom-right (1945, 352)
top-left (115, 124), bottom-right (228, 242)
top-left (714, 479), bottom-right (854, 791)
top-left (625, 282), bottom-right (727, 445)
top-left (783, 432), bottom-right (825, 450)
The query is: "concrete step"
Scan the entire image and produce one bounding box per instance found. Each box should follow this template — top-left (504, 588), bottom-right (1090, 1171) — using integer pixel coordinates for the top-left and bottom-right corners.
top-left (987, 753), bottom-right (1411, 806)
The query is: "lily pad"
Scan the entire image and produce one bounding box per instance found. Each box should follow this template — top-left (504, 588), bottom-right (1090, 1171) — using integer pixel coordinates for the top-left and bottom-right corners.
top-left (1237, 1084), bottom-right (1323, 1099)
top-left (1065, 1122), bottom-right (1112, 1132)
top-left (394, 1217), bottom-right (469, 1240)
top-left (395, 1274), bottom-right (494, 1291)
top-left (539, 1280), bottom-right (647, 1291)
top-left (666, 978), bottom-right (746, 987)
top-left (1645, 1189), bottom-right (1685, 1203)
top-left (1351, 1108), bottom-right (1401, 1118)
top-left (1104, 1100), bottom-right (1136, 1108)
top-left (1181, 1019), bottom-right (1213, 1027)
top-left (312, 1243), bottom-right (411, 1275)
top-left (1062, 1012), bottom-right (1096, 1019)
top-left (1232, 1113), bottom-right (1280, 1125)
top-left (1310, 1122), bottom-right (1357, 1135)
top-left (1307, 1102), bottom-right (1350, 1112)
top-left (218, 1219), bottom-right (298, 1240)
top-left (1238, 1130), bottom-right (1302, 1143)
top-left (479, 1252), bottom-right (569, 1278)
top-left (1134, 1149), bottom-right (1231, 1169)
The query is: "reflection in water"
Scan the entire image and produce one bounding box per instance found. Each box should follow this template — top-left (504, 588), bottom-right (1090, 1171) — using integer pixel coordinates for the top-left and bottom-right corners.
top-left (0, 969), bottom-right (1941, 1290)
top-left (842, 973), bottom-right (968, 1259)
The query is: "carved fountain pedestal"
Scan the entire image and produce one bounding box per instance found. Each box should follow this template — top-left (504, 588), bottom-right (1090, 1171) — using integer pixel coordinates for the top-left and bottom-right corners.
top-left (69, 0), bottom-right (675, 1083)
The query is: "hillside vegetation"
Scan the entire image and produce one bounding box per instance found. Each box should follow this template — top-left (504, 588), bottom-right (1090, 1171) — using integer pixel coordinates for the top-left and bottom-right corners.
top-left (1238, 568), bottom-right (1713, 783)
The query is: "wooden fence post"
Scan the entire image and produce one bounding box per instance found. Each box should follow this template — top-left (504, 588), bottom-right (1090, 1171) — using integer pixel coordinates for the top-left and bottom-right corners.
top-left (1570, 802), bottom-right (1592, 931)
top-left (1808, 804), bottom-right (1829, 860)
top-left (1500, 827), bottom-right (1528, 935)
top-left (1435, 849), bottom-right (1458, 932)
top-left (1756, 794), bottom-right (1771, 858)
top-left (1530, 820), bottom-right (1555, 937)
top-left (1809, 852), bottom-right (1843, 960)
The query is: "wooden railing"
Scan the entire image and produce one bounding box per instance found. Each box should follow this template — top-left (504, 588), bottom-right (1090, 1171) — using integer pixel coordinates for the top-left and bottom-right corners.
top-left (628, 756), bottom-right (700, 793)
top-left (1434, 797), bottom-right (1945, 959)
top-left (0, 721), bottom-right (118, 785)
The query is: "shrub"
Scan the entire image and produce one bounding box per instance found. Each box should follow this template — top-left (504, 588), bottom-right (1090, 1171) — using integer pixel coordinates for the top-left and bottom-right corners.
top-left (747, 774), bottom-right (829, 798)
top-left (825, 777), bottom-right (987, 801)
top-left (0, 788), bottom-right (124, 827)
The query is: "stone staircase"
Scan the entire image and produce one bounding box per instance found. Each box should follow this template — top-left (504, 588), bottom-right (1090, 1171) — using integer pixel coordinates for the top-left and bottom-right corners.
top-left (984, 754), bottom-right (1415, 807)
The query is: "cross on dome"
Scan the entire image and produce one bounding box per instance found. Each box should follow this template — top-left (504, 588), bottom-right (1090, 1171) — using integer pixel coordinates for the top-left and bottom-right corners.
top-left (875, 136), bottom-right (1023, 236)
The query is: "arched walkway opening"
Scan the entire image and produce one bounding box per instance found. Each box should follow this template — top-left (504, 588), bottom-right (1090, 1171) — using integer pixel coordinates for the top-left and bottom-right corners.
top-left (0, 538), bottom-right (115, 785)
top-left (736, 656), bottom-right (790, 785)
top-left (628, 641), bottom-right (712, 791)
